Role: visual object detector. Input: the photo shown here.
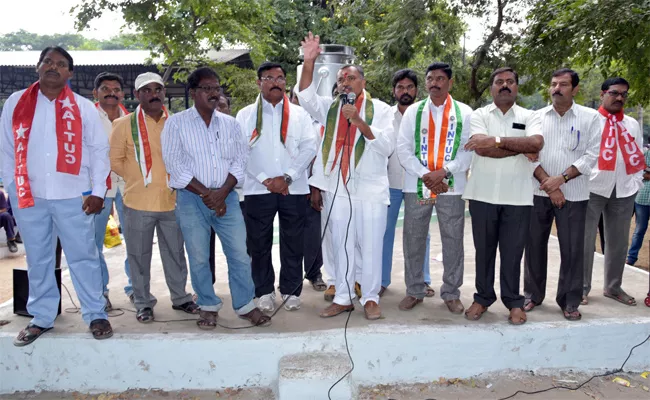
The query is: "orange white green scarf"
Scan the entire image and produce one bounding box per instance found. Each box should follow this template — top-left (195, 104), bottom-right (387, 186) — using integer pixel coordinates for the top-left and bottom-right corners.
top-left (131, 105), bottom-right (168, 186)
top-left (249, 94), bottom-right (290, 147)
top-left (414, 95), bottom-right (463, 201)
top-left (321, 90), bottom-right (374, 182)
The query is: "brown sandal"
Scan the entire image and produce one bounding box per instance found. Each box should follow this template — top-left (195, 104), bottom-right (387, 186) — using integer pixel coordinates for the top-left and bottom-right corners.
top-left (239, 308), bottom-right (272, 327)
top-left (508, 308), bottom-right (527, 325)
top-left (197, 310), bottom-right (218, 330)
top-left (89, 319), bottom-right (113, 340)
top-left (464, 302), bottom-right (488, 321)
top-left (523, 299), bottom-right (537, 312)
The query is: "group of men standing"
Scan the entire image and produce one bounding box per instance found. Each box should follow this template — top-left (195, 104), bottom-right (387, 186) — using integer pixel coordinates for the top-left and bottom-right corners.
top-left (2, 36), bottom-right (644, 346)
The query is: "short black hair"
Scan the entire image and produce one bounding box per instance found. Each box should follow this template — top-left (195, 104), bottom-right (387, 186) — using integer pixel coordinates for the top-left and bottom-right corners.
top-left (257, 62), bottom-right (286, 79)
top-left (331, 82), bottom-right (339, 96)
top-left (425, 62), bottom-right (452, 79)
top-left (220, 94), bottom-right (231, 106)
top-left (187, 67), bottom-right (220, 90)
top-left (38, 46), bottom-right (74, 71)
top-left (489, 67), bottom-right (518, 85)
top-left (552, 68), bottom-right (579, 88)
top-left (392, 69), bottom-right (418, 88)
top-left (339, 64), bottom-right (365, 78)
top-left (601, 77), bottom-right (629, 91)
top-left (94, 72), bottom-right (125, 90)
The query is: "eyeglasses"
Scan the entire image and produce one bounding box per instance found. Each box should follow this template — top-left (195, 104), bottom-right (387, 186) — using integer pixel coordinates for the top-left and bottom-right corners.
top-left (99, 86), bottom-right (123, 94)
top-left (606, 90), bottom-right (628, 99)
top-left (40, 58), bottom-right (69, 70)
top-left (260, 76), bottom-right (286, 84)
top-left (426, 76), bottom-right (448, 83)
top-left (337, 75), bottom-right (358, 84)
top-left (196, 85), bottom-right (222, 93)
top-left (139, 87), bottom-right (164, 95)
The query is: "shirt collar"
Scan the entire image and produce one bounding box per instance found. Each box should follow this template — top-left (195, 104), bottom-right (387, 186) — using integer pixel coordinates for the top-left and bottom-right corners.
top-left (487, 102), bottom-right (517, 116)
top-left (261, 95), bottom-right (284, 111)
top-left (545, 102), bottom-right (577, 117)
top-left (191, 106), bottom-right (217, 122)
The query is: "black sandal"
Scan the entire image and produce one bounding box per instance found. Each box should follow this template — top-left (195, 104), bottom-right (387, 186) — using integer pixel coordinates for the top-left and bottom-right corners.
top-left (136, 307), bottom-right (154, 323)
top-left (172, 301), bottom-right (200, 314)
top-left (89, 319), bottom-right (113, 340)
top-left (310, 277), bottom-right (327, 292)
top-left (13, 323), bottom-right (52, 347)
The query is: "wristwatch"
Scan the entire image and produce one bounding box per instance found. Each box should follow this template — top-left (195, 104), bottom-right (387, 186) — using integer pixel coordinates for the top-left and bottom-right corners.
top-left (495, 136), bottom-right (501, 148)
top-left (284, 174), bottom-right (293, 186)
top-left (443, 166), bottom-right (453, 179)
top-left (562, 172), bottom-right (570, 183)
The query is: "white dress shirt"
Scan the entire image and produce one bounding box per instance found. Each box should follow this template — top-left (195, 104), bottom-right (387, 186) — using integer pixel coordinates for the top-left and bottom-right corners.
top-left (0, 88), bottom-right (110, 199)
top-left (588, 114), bottom-right (643, 198)
top-left (533, 103), bottom-right (600, 202)
top-left (296, 85), bottom-right (394, 205)
top-left (96, 104), bottom-right (127, 197)
top-left (236, 97), bottom-right (318, 195)
top-left (162, 107), bottom-right (248, 189)
top-left (387, 105), bottom-right (405, 190)
top-left (397, 96), bottom-right (473, 195)
top-left (462, 103), bottom-right (543, 206)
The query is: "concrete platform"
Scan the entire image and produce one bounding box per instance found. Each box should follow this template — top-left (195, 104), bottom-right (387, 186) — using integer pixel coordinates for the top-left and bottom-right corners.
top-left (1, 217), bottom-right (650, 397)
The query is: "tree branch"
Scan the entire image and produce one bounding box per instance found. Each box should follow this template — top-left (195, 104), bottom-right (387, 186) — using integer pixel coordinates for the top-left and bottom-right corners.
top-left (470, 0), bottom-right (507, 102)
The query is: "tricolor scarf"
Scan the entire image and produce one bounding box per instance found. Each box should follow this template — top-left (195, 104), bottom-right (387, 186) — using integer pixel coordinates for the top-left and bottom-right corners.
top-left (322, 91), bottom-right (374, 182)
top-left (13, 82), bottom-right (83, 208)
top-left (95, 102), bottom-right (129, 189)
top-left (597, 106), bottom-right (645, 175)
top-left (130, 105), bottom-right (169, 186)
top-left (414, 95), bottom-right (463, 202)
top-left (249, 94), bottom-right (290, 147)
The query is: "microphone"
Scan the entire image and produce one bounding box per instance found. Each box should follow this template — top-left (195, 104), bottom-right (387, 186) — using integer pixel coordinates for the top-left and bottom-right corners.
top-left (346, 92), bottom-right (356, 105)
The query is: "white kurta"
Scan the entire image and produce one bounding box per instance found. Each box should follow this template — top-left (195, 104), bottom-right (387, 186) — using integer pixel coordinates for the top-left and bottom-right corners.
top-left (296, 84), bottom-right (393, 304)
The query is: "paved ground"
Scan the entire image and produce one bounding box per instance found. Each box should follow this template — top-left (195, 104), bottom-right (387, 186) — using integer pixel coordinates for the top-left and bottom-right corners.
top-left (1, 216), bottom-right (649, 336)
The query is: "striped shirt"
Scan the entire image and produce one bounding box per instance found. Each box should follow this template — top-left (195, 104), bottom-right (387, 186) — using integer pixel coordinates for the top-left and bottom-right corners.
top-left (635, 149), bottom-right (650, 205)
top-left (161, 107), bottom-right (249, 189)
top-left (533, 103), bottom-right (600, 202)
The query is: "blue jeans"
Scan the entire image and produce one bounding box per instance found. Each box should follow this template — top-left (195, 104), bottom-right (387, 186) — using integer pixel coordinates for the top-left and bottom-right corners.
top-left (93, 197), bottom-right (113, 294)
top-left (382, 188), bottom-right (431, 288)
top-left (8, 183), bottom-right (107, 327)
top-left (627, 202), bottom-right (650, 264)
top-left (175, 189), bottom-right (255, 314)
top-left (113, 191), bottom-right (133, 296)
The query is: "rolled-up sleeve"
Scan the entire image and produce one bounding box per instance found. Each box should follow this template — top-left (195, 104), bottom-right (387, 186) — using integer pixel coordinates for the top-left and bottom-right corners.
top-left (161, 117), bottom-right (194, 189)
top-left (83, 102), bottom-right (110, 198)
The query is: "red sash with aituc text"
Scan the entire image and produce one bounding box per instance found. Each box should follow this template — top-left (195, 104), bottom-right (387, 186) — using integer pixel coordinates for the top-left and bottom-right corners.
top-left (597, 106), bottom-right (645, 175)
top-left (12, 82), bottom-right (83, 208)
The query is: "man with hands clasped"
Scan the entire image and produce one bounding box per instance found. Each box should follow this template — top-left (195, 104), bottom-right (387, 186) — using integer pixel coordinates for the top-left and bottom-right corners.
top-left (523, 69), bottom-right (600, 321)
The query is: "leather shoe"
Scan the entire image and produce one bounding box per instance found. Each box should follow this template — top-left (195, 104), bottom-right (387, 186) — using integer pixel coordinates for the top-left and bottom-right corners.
top-left (444, 299), bottom-right (465, 314)
top-left (364, 301), bottom-right (381, 320)
top-left (398, 296), bottom-right (423, 311)
top-left (378, 286), bottom-right (387, 297)
top-left (324, 285), bottom-right (336, 302)
top-left (320, 302), bottom-right (354, 318)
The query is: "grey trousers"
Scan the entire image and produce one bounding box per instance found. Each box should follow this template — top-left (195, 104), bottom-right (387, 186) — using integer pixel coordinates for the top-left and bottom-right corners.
top-left (123, 205), bottom-right (193, 310)
top-left (403, 193), bottom-right (465, 300)
top-left (583, 188), bottom-right (635, 296)
top-left (524, 196), bottom-right (587, 309)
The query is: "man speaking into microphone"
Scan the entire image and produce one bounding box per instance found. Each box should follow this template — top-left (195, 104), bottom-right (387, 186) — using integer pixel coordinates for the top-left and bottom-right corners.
top-left (297, 32), bottom-right (394, 320)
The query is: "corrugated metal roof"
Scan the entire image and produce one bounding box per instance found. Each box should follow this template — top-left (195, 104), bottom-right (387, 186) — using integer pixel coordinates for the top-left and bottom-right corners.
top-left (0, 49), bottom-right (250, 67)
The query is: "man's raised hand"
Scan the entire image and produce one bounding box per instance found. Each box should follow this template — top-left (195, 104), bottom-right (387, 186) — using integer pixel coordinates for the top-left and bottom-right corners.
top-left (300, 32), bottom-right (321, 62)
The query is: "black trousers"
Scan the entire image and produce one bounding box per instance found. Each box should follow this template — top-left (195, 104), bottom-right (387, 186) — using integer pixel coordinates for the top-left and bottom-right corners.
top-left (209, 200), bottom-right (249, 285)
top-left (469, 200), bottom-right (531, 309)
top-left (244, 193), bottom-right (306, 297)
top-left (303, 196), bottom-right (323, 282)
top-left (524, 196), bottom-right (587, 309)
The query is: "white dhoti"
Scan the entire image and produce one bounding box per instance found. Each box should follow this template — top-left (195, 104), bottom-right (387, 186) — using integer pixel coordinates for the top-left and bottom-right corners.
top-left (323, 191), bottom-right (386, 306)
top-left (320, 205), bottom-right (336, 287)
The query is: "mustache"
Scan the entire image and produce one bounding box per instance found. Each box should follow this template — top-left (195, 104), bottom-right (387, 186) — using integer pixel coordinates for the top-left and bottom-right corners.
top-left (499, 87), bottom-right (512, 93)
top-left (104, 95), bottom-right (118, 100)
top-left (552, 92), bottom-right (563, 96)
top-left (429, 86), bottom-right (441, 91)
top-left (208, 96), bottom-right (220, 101)
top-left (270, 87), bottom-right (282, 91)
top-left (45, 70), bottom-right (59, 76)
top-left (149, 98), bottom-right (162, 103)
top-left (398, 94), bottom-right (414, 104)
